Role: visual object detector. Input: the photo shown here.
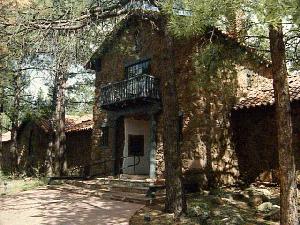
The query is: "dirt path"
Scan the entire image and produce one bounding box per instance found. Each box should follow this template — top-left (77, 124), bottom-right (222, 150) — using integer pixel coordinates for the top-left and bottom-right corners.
top-left (0, 185), bottom-right (143, 225)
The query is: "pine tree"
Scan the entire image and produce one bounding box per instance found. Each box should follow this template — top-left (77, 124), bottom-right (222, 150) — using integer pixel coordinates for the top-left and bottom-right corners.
top-left (164, 0), bottom-right (299, 223)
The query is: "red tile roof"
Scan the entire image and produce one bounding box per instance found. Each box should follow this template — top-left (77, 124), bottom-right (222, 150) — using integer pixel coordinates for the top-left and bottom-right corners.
top-left (234, 74), bottom-right (300, 110)
top-left (23, 115), bottom-right (93, 134)
top-left (65, 115), bottom-right (93, 132)
top-left (0, 115), bottom-right (93, 143)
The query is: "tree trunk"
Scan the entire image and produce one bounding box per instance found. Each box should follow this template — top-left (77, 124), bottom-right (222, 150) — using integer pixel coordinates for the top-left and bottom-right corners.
top-left (10, 73), bottom-right (21, 174)
top-left (0, 86), bottom-right (3, 154)
top-left (160, 29), bottom-right (186, 217)
top-left (269, 24), bottom-right (298, 225)
top-left (53, 68), bottom-right (67, 176)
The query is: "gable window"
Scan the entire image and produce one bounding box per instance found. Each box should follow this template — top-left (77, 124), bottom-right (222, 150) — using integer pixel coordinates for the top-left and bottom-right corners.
top-left (100, 126), bottom-right (109, 147)
top-left (128, 134), bottom-right (144, 156)
top-left (125, 59), bottom-right (151, 79)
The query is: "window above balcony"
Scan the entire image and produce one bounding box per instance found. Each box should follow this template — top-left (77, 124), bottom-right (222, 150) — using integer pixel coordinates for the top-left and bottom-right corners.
top-left (125, 59), bottom-right (151, 79)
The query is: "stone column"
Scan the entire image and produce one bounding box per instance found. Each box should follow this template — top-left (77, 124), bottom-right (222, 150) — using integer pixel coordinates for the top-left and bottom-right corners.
top-left (110, 118), bottom-right (117, 176)
top-left (149, 114), bottom-right (157, 179)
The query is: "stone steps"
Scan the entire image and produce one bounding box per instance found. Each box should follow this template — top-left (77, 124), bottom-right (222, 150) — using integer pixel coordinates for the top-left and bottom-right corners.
top-left (61, 177), bottom-right (165, 205)
top-left (64, 180), bottom-right (108, 190)
top-left (102, 191), bottom-right (153, 205)
top-left (110, 185), bottom-right (150, 194)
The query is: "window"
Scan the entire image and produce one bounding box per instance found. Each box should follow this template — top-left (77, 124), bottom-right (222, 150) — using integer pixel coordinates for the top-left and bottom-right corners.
top-left (125, 59), bottom-right (151, 79)
top-left (100, 127), bottom-right (109, 147)
top-left (128, 135), bottom-right (144, 156)
top-left (247, 73), bottom-right (252, 88)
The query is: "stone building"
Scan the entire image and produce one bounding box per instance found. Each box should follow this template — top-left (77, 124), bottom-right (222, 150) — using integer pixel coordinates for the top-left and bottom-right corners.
top-left (0, 116), bottom-right (93, 176)
top-left (232, 74), bottom-right (300, 184)
top-left (0, 132), bottom-right (12, 174)
top-left (85, 12), bottom-right (274, 187)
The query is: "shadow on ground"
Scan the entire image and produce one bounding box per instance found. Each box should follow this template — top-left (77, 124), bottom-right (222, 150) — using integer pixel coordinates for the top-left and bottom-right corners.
top-left (0, 185), bottom-right (143, 225)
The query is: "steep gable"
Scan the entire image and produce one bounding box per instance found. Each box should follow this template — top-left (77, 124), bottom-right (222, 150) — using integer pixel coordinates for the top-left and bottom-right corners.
top-left (86, 12), bottom-right (272, 79)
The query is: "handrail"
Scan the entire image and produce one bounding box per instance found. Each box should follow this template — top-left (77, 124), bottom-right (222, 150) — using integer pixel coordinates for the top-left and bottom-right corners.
top-left (119, 155), bottom-right (141, 174)
top-left (48, 158), bottom-right (116, 182)
top-left (70, 158), bottom-right (115, 176)
top-left (48, 154), bottom-right (143, 183)
top-left (100, 73), bottom-right (160, 107)
top-left (100, 74), bottom-right (156, 88)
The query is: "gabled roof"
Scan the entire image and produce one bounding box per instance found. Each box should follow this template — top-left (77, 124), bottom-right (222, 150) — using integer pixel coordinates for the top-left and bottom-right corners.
top-left (85, 12), bottom-right (161, 70)
top-left (85, 12), bottom-right (271, 74)
top-left (18, 115), bottom-right (93, 134)
top-left (234, 74), bottom-right (300, 110)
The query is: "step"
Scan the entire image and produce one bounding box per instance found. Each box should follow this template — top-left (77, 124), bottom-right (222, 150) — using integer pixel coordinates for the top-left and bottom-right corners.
top-left (64, 180), bottom-right (108, 190)
top-left (119, 174), bottom-right (149, 180)
top-left (110, 185), bottom-right (149, 194)
top-left (102, 190), bottom-right (153, 205)
top-left (59, 178), bottom-right (166, 205)
top-left (62, 184), bottom-right (160, 205)
top-left (108, 179), bottom-right (152, 188)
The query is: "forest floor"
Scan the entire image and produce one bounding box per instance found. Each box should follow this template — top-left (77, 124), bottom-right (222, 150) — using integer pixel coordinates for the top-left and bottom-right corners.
top-left (130, 183), bottom-right (285, 225)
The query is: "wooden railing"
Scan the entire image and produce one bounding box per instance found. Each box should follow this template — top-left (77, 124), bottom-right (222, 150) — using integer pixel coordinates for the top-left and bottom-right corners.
top-left (100, 74), bottom-right (160, 107)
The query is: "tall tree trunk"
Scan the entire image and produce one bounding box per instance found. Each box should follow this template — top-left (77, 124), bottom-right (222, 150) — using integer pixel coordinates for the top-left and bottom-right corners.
top-left (269, 24), bottom-right (298, 225)
top-left (10, 73), bottom-right (21, 174)
top-left (0, 86), bottom-right (4, 154)
top-left (160, 29), bottom-right (186, 217)
top-left (53, 68), bottom-right (67, 176)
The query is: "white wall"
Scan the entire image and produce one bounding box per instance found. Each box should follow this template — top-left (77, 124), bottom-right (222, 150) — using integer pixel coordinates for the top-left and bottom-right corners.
top-left (122, 117), bottom-right (150, 175)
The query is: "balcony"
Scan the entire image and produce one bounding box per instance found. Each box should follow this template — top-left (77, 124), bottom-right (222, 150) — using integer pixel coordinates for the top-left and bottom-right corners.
top-left (100, 74), bottom-right (160, 110)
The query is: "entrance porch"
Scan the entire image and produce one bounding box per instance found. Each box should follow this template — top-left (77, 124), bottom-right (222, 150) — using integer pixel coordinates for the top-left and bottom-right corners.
top-left (110, 105), bottom-right (160, 180)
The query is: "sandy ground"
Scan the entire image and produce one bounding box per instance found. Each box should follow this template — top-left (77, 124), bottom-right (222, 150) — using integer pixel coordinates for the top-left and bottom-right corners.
top-left (0, 185), bottom-right (143, 225)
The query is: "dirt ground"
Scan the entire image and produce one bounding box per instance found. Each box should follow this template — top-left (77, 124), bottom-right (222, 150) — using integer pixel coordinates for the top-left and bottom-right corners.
top-left (0, 185), bottom-right (143, 225)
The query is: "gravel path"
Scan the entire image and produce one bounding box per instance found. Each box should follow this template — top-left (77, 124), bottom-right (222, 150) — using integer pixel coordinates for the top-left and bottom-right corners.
top-left (0, 185), bottom-right (143, 225)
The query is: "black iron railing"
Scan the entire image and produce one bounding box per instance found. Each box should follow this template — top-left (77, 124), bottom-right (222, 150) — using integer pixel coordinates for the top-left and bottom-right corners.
top-left (48, 155), bottom-right (142, 183)
top-left (100, 74), bottom-right (160, 107)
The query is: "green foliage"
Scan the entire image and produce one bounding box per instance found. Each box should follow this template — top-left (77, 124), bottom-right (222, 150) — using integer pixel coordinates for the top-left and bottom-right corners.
top-left (163, 0), bottom-right (300, 72)
top-left (165, 0), bottom-right (299, 36)
top-left (246, 0), bottom-right (299, 25)
top-left (23, 89), bottom-right (52, 120)
top-left (0, 0), bottom-right (118, 122)
top-left (66, 71), bottom-right (95, 116)
top-left (193, 43), bottom-right (238, 105)
top-left (165, 0), bottom-right (242, 38)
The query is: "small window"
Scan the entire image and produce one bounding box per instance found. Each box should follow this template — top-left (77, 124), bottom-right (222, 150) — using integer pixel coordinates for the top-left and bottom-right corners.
top-left (246, 73), bottom-right (253, 88)
top-left (125, 59), bottom-right (150, 79)
top-left (100, 127), bottom-right (109, 147)
top-left (128, 135), bottom-right (144, 156)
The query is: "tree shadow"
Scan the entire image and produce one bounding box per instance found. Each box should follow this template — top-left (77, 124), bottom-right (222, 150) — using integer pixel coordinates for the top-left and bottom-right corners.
top-left (176, 42), bottom-right (241, 189)
top-left (0, 186), bottom-right (143, 225)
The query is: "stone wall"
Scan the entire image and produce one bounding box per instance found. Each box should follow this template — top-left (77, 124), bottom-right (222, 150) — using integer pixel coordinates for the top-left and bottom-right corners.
top-left (91, 15), bottom-right (272, 186)
top-left (0, 141), bottom-right (12, 174)
top-left (16, 121), bottom-right (49, 175)
top-left (231, 101), bottom-right (300, 184)
top-left (90, 16), bottom-right (167, 176)
top-left (65, 130), bottom-right (92, 173)
top-left (0, 122), bottom-right (92, 176)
